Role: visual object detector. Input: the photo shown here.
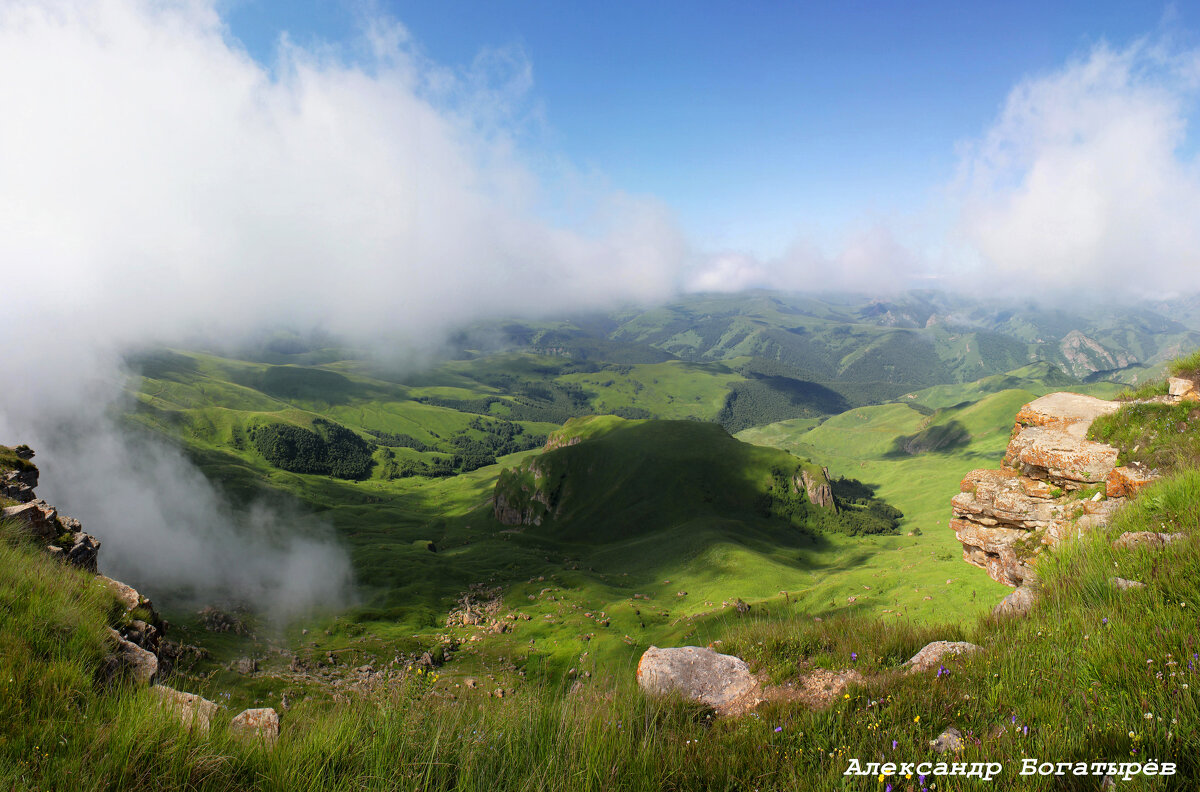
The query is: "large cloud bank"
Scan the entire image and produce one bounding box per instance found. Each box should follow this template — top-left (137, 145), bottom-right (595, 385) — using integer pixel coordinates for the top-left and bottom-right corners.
top-left (0, 0), bottom-right (686, 615)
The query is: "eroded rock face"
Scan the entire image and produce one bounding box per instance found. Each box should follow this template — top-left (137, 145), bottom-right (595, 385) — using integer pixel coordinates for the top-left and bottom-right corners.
top-left (952, 392), bottom-right (1155, 590)
top-left (903, 641), bottom-right (981, 674)
top-left (636, 646), bottom-right (761, 715)
top-left (797, 468), bottom-right (837, 512)
top-left (230, 708), bottom-right (280, 744)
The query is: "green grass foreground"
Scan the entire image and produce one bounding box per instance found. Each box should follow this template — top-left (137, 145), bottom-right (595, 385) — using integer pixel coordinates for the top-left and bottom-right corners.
top-left (4, 463), bottom-right (1199, 791)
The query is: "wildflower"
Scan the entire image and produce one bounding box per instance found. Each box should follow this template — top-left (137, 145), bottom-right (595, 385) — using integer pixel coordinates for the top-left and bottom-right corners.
top-left (1022, 725), bottom-right (1028, 735)
top-left (851, 652), bottom-right (858, 661)
top-left (1128, 731), bottom-right (1136, 738)
top-left (1144, 712), bottom-right (1153, 719)
top-left (1102, 618), bottom-right (1108, 625)
top-left (844, 693), bottom-right (850, 699)
top-left (891, 740), bottom-right (897, 750)
top-left (913, 716), bottom-right (920, 723)
top-left (886, 785), bottom-right (893, 792)
top-left (774, 726), bottom-right (783, 733)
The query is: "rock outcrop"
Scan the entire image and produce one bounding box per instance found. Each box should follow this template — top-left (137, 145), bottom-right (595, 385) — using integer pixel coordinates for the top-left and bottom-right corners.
top-left (951, 393), bottom-right (1156, 589)
top-left (1, 445), bottom-right (168, 680)
top-left (796, 467), bottom-right (837, 512)
top-left (492, 457), bottom-right (565, 527)
top-left (636, 645), bottom-right (762, 715)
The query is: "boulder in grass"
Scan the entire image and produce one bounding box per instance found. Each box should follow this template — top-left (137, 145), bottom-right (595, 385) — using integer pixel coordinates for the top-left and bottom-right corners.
top-left (636, 646), bottom-right (761, 715)
top-left (230, 708), bottom-right (280, 745)
top-left (903, 641), bottom-right (981, 674)
top-left (150, 685), bottom-right (220, 734)
top-left (105, 628), bottom-right (158, 684)
top-left (992, 586), bottom-right (1036, 619)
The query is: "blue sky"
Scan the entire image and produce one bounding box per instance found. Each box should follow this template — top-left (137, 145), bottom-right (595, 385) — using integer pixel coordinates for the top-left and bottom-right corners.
top-left (222, 1), bottom-right (1185, 257)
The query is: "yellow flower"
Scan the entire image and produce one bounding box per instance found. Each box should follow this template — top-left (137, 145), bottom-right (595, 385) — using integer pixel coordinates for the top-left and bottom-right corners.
top-left (914, 715), bottom-right (920, 723)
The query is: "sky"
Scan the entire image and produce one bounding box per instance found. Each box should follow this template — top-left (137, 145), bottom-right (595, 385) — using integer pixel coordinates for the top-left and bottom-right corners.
top-left (222, 0), bottom-right (1196, 266)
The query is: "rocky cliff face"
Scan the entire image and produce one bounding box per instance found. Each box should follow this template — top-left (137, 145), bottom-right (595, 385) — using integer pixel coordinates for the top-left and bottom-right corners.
top-left (796, 467), bottom-right (837, 512)
top-left (951, 392), bottom-right (1158, 592)
top-left (1, 445), bottom-right (169, 680)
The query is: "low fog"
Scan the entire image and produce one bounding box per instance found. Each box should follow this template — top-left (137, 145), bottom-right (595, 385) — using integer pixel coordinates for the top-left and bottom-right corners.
top-left (2, 3), bottom-right (1198, 617)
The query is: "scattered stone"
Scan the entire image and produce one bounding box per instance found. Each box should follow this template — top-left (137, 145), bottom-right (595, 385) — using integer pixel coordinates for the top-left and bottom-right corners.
top-left (734, 599), bottom-right (750, 614)
top-left (198, 606), bottom-right (249, 635)
top-left (232, 657), bottom-right (258, 675)
top-left (992, 586), bottom-right (1036, 618)
top-left (903, 641), bottom-right (982, 674)
top-left (464, 677), bottom-right (478, 689)
top-left (930, 726), bottom-right (964, 754)
top-left (230, 708), bottom-right (280, 745)
top-left (1109, 577), bottom-right (1146, 591)
top-left (636, 646), bottom-right (761, 716)
top-left (1112, 532), bottom-right (1185, 550)
top-left (150, 685), bottom-right (220, 734)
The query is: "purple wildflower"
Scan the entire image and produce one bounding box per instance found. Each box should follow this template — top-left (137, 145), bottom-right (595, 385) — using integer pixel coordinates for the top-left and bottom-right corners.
top-left (851, 652), bottom-right (858, 661)
top-left (774, 726), bottom-right (783, 733)
top-left (886, 785), bottom-right (893, 792)
top-left (891, 739), bottom-right (897, 750)
top-left (919, 773), bottom-right (927, 784)
top-left (1102, 617), bottom-right (1108, 625)
top-left (1023, 725), bottom-right (1028, 735)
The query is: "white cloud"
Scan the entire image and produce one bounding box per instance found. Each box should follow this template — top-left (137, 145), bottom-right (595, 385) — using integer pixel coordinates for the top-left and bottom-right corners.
top-left (0, 0), bottom-right (688, 616)
top-left (953, 39), bottom-right (1200, 296)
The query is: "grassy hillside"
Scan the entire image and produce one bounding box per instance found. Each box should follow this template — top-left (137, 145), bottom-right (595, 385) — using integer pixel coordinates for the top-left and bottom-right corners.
top-left (5, 441), bottom-right (1198, 789)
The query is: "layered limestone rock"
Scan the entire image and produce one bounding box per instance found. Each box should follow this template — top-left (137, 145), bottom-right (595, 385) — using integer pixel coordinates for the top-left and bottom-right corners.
top-left (952, 393), bottom-right (1156, 589)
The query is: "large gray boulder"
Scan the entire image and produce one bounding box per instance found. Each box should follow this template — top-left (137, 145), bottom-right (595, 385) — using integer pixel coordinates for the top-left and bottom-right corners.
top-left (636, 646), bottom-right (761, 715)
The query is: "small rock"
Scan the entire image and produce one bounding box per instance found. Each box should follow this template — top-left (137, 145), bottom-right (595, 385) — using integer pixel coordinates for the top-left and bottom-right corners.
top-left (1112, 532), bottom-right (1185, 550)
top-left (734, 599), bottom-right (750, 614)
top-left (1109, 577), bottom-right (1146, 591)
top-left (930, 726), bottom-right (963, 753)
top-left (232, 657), bottom-right (257, 675)
top-left (903, 641), bottom-right (982, 674)
top-left (992, 586), bottom-right (1035, 618)
top-left (464, 677), bottom-right (478, 689)
top-left (230, 708), bottom-right (279, 745)
top-left (1168, 376), bottom-right (1200, 401)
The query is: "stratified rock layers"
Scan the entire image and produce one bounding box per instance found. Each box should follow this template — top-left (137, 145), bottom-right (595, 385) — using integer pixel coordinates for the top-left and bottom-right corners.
top-left (951, 393), bottom-right (1156, 588)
